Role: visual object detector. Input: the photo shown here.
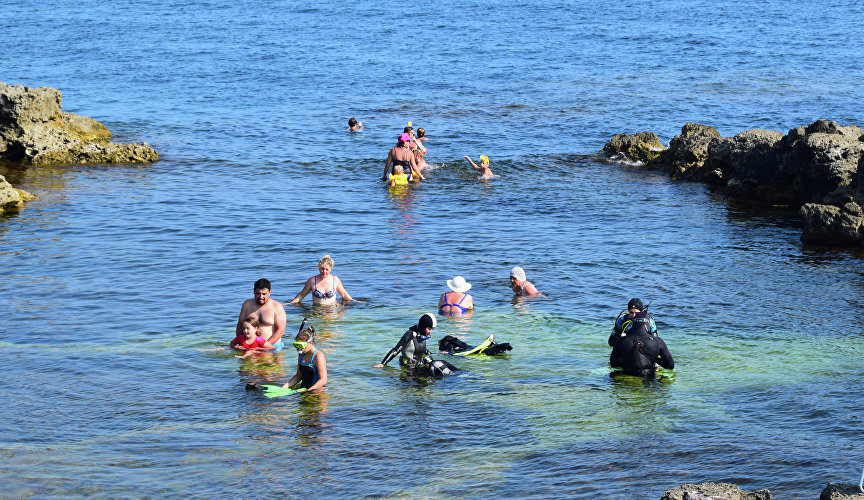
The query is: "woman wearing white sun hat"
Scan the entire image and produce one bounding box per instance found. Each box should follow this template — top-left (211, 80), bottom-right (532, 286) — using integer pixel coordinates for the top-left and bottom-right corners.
top-left (438, 275), bottom-right (474, 315)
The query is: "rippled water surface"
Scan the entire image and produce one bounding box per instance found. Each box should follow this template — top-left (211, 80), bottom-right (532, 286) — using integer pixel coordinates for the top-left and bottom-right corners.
top-left (2, 1), bottom-right (864, 498)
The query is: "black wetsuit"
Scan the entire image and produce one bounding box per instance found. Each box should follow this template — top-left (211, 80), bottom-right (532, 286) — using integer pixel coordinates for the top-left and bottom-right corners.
top-left (380, 326), bottom-right (456, 376)
top-left (609, 312), bottom-right (674, 377)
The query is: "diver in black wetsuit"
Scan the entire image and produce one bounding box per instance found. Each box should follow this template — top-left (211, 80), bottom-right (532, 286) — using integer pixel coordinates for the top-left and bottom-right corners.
top-left (609, 311), bottom-right (674, 377)
top-left (373, 313), bottom-right (456, 377)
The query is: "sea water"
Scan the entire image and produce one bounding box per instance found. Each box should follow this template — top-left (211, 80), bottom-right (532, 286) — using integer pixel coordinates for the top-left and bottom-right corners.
top-left (1, 0), bottom-right (863, 498)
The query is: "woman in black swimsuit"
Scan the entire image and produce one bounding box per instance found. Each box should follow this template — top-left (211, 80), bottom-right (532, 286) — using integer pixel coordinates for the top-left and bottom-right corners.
top-left (382, 133), bottom-right (424, 182)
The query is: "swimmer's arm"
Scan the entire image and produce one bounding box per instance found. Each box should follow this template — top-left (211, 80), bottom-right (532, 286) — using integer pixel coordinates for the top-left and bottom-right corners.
top-left (335, 277), bottom-right (353, 302)
top-left (268, 305), bottom-right (288, 344)
top-left (437, 293), bottom-right (445, 311)
top-left (288, 278), bottom-right (313, 304)
top-left (656, 338), bottom-right (674, 369)
top-left (464, 156), bottom-right (481, 171)
top-left (307, 354), bottom-right (327, 391)
top-left (524, 281), bottom-right (540, 295)
top-left (235, 302), bottom-right (250, 335)
top-left (375, 331), bottom-right (411, 367)
top-left (229, 337), bottom-right (243, 349)
top-left (383, 151), bottom-right (393, 181)
top-left (283, 367), bottom-right (302, 389)
top-left (410, 155), bottom-right (425, 180)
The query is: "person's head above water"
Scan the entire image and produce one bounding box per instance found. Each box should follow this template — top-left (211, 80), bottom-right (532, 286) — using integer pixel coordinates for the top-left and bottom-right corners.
top-left (398, 132), bottom-right (411, 143)
top-left (241, 317), bottom-right (260, 338)
top-left (253, 278), bottom-right (272, 304)
top-left (417, 313), bottom-right (437, 338)
top-left (446, 275), bottom-right (472, 293)
top-left (318, 255), bottom-right (334, 273)
top-left (628, 298), bottom-right (644, 313)
top-left (416, 127), bottom-right (425, 138)
top-left (254, 278), bottom-right (271, 292)
top-left (510, 266), bottom-right (526, 283)
top-left (479, 155), bottom-right (490, 165)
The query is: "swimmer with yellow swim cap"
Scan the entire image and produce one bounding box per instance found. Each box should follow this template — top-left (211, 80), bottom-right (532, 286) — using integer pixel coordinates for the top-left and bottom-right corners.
top-left (464, 154), bottom-right (494, 178)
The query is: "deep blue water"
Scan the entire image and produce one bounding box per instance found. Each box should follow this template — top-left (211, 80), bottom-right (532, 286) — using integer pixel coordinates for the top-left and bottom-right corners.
top-left (2, 1), bottom-right (863, 498)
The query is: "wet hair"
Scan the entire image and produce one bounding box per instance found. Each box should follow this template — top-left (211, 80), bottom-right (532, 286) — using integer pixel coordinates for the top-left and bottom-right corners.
top-left (253, 278), bottom-right (271, 291)
top-left (318, 255), bottom-right (334, 269)
top-left (243, 316), bottom-right (260, 328)
top-left (348, 117), bottom-right (358, 127)
top-left (416, 128), bottom-right (425, 138)
top-left (295, 326), bottom-right (315, 342)
top-left (403, 126), bottom-right (414, 134)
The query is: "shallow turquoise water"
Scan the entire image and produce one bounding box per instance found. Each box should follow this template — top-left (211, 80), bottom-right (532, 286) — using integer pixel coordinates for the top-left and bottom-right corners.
top-left (2, 1), bottom-right (864, 498)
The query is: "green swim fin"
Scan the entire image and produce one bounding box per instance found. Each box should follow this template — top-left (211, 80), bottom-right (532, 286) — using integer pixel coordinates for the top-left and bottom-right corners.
top-left (454, 334), bottom-right (495, 357)
top-left (260, 384), bottom-right (305, 398)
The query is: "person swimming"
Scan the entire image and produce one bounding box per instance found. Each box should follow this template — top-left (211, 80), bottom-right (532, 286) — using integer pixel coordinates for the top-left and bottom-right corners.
top-left (464, 154), bottom-right (494, 178)
top-left (373, 313), bottom-right (456, 377)
top-left (281, 322), bottom-right (327, 391)
top-left (609, 310), bottom-right (674, 377)
top-left (438, 275), bottom-right (474, 315)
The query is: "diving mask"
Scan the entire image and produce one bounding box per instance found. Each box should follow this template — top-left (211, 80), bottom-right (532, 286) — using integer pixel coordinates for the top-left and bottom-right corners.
top-left (292, 340), bottom-right (308, 350)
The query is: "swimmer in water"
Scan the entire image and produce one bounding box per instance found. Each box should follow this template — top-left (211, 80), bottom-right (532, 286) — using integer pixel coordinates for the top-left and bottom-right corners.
top-left (281, 324), bottom-right (327, 392)
top-left (348, 117), bottom-right (363, 131)
top-left (383, 133), bottom-right (424, 181)
top-left (230, 317), bottom-right (275, 357)
top-left (288, 255), bottom-right (354, 306)
top-left (236, 278), bottom-right (287, 349)
top-left (389, 164), bottom-right (410, 186)
top-left (464, 155), bottom-right (494, 178)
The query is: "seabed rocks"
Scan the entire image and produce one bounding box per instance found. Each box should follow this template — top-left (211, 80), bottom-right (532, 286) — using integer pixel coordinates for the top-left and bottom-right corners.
top-left (604, 119), bottom-right (864, 247)
top-left (658, 481), bottom-right (864, 499)
top-left (0, 81), bottom-right (159, 212)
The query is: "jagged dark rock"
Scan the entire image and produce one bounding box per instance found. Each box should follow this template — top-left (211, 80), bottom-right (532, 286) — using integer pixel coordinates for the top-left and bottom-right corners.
top-left (603, 131), bottom-right (666, 164)
top-left (819, 482), bottom-right (864, 500)
top-left (0, 81), bottom-right (158, 166)
top-left (660, 482), bottom-right (771, 500)
top-left (605, 119), bottom-right (864, 247)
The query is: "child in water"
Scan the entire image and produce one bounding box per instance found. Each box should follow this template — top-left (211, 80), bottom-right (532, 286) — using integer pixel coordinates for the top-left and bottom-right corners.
top-left (464, 155), bottom-right (494, 178)
top-left (230, 317), bottom-right (275, 357)
top-left (389, 164), bottom-right (410, 186)
top-left (348, 117), bottom-right (363, 131)
top-left (282, 325), bottom-right (327, 392)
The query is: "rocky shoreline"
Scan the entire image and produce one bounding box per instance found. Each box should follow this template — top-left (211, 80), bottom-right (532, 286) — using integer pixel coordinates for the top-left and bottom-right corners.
top-left (604, 119), bottom-right (864, 247)
top-left (0, 82), bottom-right (159, 213)
top-left (658, 481), bottom-right (864, 499)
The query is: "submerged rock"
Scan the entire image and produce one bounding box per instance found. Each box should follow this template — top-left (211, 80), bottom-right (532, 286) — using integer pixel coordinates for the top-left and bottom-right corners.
top-left (819, 482), bottom-right (864, 499)
top-left (605, 119), bottom-right (864, 247)
top-left (660, 482), bottom-right (771, 500)
top-left (0, 82), bottom-right (158, 166)
top-left (0, 174), bottom-right (35, 213)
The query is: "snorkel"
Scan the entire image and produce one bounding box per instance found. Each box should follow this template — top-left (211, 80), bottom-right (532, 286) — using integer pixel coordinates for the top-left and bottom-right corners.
top-left (293, 317), bottom-right (313, 350)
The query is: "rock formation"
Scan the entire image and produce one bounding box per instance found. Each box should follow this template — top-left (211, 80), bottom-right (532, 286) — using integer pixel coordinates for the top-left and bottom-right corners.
top-left (660, 482), bottom-right (771, 500)
top-left (0, 174), bottom-right (35, 213)
top-left (0, 82), bottom-right (158, 166)
top-left (604, 119), bottom-right (864, 247)
top-left (819, 482), bottom-right (864, 499)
